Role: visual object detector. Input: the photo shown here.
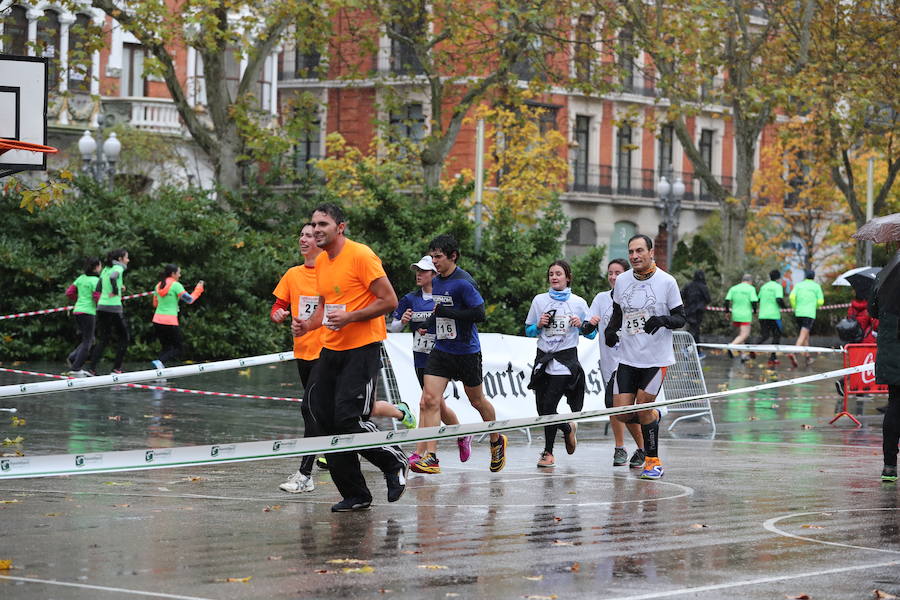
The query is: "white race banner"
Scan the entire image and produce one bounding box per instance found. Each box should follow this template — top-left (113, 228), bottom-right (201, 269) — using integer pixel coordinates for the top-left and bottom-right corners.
top-left (384, 332), bottom-right (612, 423)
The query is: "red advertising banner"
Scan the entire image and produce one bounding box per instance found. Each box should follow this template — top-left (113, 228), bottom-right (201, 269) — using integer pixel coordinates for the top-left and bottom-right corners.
top-left (843, 343), bottom-right (888, 395)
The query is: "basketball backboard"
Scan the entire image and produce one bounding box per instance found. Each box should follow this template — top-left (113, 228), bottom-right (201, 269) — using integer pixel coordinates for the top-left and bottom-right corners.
top-left (0, 54), bottom-right (50, 176)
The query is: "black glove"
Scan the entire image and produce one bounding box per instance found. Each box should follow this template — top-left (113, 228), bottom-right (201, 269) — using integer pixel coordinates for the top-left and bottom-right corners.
top-left (643, 315), bottom-right (669, 335)
top-left (604, 328), bottom-right (619, 347)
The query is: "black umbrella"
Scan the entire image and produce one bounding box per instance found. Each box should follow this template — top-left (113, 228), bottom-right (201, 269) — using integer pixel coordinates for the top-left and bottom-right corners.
top-left (844, 267), bottom-right (881, 298)
top-left (853, 213), bottom-right (900, 243)
top-left (874, 251), bottom-right (900, 315)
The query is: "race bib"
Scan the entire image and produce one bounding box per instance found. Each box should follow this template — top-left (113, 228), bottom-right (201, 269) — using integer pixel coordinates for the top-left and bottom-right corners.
top-left (299, 296), bottom-right (318, 321)
top-left (413, 331), bottom-right (436, 353)
top-left (323, 303), bottom-right (346, 328)
top-left (436, 317), bottom-right (457, 340)
top-left (544, 315), bottom-right (569, 336)
top-left (624, 309), bottom-right (650, 335)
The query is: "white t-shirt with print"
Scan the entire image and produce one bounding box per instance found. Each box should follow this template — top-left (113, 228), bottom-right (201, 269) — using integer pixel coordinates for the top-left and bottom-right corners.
top-left (589, 290), bottom-right (619, 383)
top-left (525, 292), bottom-right (590, 375)
top-left (611, 268), bottom-right (683, 368)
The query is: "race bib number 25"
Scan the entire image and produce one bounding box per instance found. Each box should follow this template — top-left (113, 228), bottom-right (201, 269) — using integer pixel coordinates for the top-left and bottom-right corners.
top-left (299, 296), bottom-right (318, 321)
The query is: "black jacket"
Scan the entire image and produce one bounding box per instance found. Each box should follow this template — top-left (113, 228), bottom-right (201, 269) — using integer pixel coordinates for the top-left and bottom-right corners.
top-left (681, 271), bottom-right (711, 316)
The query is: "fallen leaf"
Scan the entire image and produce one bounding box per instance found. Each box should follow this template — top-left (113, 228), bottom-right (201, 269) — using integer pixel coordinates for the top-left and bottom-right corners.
top-left (418, 564), bottom-right (448, 570)
top-left (522, 595), bottom-right (558, 600)
top-left (446, 595), bottom-right (460, 598)
top-left (801, 424), bottom-right (813, 430)
top-left (314, 569), bottom-right (332, 574)
top-left (238, 368), bottom-right (251, 377)
top-left (553, 517), bottom-right (563, 522)
top-left (770, 403), bottom-right (780, 409)
top-left (785, 595), bottom-right (810, 599)
top-left (107, 415), bottom-right (122, 421)
top-left (401, 550), bottom-right (422, 555)
top-left (162, 414), bottom-right (174, 419)
top-left (44, 513), bottom-right (61, 517)
top-left (749, 416), bottom-right (759, 421)
top-left (565, 562), bottom-right (581, 572)
top-left (552, 540), bottom-right (574, 546)
top-left (717, 383), bottom-right (729, 391)
top-left (873, 590), bottom-right (899, 599)
top-left (112, 504), bottom-right (130, 508)
top-left (523, 575), bottom-right (544, 581)
top-left (262, 505), bottom-right (282, 512)
top-left (0, 559), bottom-right (11, 570)
top-left (267, 556), bottom-right (282, 561)
top-left (342, 566), bottom-right (375, 574)
top-left (567, 491), bottom-right (577, 495)
top-left (327, 559), bottom-right (370, 565)
top-left (0, 500), bottom-right (19, 504)
top-left (157, 487), bottom-right (171, 492)
top-left (2, 436), bottom-right (24, 445)
top-left (690, 523), bottom-right (708, 529)
top-left (225, 576), bottom-right (252, 583)
top-left (801, 524), bottom-right (824, 529)
top-left (102, 482), bottom-right (128, 486)
top-left (10, 416), bottom-right (25, 426)
top-left (379, 589), bottom-right (393, 594)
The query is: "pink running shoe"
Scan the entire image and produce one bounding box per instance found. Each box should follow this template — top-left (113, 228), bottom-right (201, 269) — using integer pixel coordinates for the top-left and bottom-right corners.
top-left (457, 436), bottom-right (472, 463)
top-left (407, 453), bottom-right (421, 466)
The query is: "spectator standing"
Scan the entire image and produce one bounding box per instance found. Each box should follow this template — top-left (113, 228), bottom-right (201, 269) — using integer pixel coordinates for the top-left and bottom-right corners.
top-left (680, 270), bottom-right (711, 356)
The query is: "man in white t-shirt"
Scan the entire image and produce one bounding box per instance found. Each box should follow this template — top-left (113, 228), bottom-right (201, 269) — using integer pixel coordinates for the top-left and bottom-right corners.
top-left (603, 235), bottom-right (685, 480)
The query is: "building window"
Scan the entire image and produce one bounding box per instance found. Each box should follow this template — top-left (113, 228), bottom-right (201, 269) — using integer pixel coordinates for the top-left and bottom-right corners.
top-left (389, 103), bottom-right (425, 144)
top-left (573, 115), bottom-right (590, 191)
top-left (574, 14), bottom-right (594, 81)
top-left (616, 125), bottom-right (633, 194)
top-left (389, 13), bottom-right (425, 75)
top-left (658, 124), bottom-right (674, 180)
top-left (67, 14), bottom-right (91, 93)
top-left (36, 9), bottom-right (61, 90)
top-left (566, 218), bottom-right (597, 247)
top-left (617, 28), bottom-right (634, 93)
top-left (294, 118), bottom-right (321, 176)
top-left (294, 47), bottom-right (321, 79)
top-left (2, 5), bottom-right (29, 55)
top-left (121, 43), bottom-right (146, 97)
top-left (609, 221), bottom-right (637, 261)
top-left (698, 128), bottom-right (714, 200)
top-left (257, 55), bottom-right (272, 111)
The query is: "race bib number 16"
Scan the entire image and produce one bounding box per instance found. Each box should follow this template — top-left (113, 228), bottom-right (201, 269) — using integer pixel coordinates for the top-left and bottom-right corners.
top-left (436, 317), bottom-right (457, 340)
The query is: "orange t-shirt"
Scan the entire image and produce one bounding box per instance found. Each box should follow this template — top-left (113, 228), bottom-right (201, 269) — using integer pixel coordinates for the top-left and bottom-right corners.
top-left (315, 239), bottom-right (388, 351)
top-left (272, 264), bottom-right (323, 361)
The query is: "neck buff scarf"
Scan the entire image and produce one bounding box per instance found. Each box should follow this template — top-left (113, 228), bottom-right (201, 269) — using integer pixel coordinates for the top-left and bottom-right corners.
top-left (633, 263), bottom-right (657, 281)
top-left (549, 287), bottom-right (571, 301)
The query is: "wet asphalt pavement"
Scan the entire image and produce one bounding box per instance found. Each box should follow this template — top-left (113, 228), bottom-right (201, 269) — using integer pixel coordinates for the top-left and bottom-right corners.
top-left (0, 353), bottom-right (898, 600)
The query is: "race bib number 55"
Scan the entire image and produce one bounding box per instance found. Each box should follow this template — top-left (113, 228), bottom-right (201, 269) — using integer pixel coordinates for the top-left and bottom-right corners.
top-left (544, 315), bottom-right (568, 337)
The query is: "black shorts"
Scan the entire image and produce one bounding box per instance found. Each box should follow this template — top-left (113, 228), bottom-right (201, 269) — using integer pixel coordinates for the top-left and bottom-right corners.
top-left (425, 348), bottom-right (483, 387)
top-left (795, 316), bottom-right (815, 331)
top-left (613, 364), bottom-right (667, 397)
top-left (607, 372), bottom-right (641, 423)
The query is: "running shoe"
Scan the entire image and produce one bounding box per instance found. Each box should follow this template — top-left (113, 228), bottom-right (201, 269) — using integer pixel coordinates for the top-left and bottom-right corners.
top-left (564, 422), bottom-right (577, 455)
top-left (316, 456), bottom-right (329, 470)
top-left (537, 450), bottom-right (555, 468)
top-left (640, 456), bottom-right (664, 480)
top-left (457, 436), bottom-right (472, 462)
top-left (629, 448), bottom-right (646, 469)
top-left (749, 352), bottom-right (757, 359)
top-left (767, 359), bottom-right (778, 368)
top-left (407, 452), bottom-right (421, 466)
top-left (331, 497), bottom-right (372, 512)
top-left (396, 401), bottom-right (417, 429)
top-left (111, 369), bottom-right (124, 375)
top-left (67, 369), bottom-right (92, 378)
top-left (613, 447), bottom-right (628, 466)
top-left (151, 360), bottom-right (164, 370)
top-left (882, 465), bottom-right (898, 482)
top-left (697, 352), bottom-right (707, 360)
top-left (490, 434), bottom-right (508, 472)
top-left (788, 354), bottom-right (799, 368)
top-left (410, 453), bottom-right (441, 474)
top-left (279, 470), bottom-right (314, 493)
top-left (385, 462), bottom-right (408, 502)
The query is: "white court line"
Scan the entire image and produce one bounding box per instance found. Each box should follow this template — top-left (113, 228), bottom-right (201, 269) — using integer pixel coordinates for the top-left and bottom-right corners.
top-left (0, 471), bottom-right (693, 509)
top-left (0, 575), bottom-right (216, 600)
top-left (604, 559), bottom-right (900, 600)
top-left (763, 508), bottom-right (900, 555)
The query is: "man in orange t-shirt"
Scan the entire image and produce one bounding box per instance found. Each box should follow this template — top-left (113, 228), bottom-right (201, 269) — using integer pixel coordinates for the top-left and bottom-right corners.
top-left (292, 203), bottom-right (408, 512)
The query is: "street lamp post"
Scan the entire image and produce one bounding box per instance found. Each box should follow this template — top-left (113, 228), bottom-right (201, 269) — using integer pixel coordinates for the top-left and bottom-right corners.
top-left (657, 175), bottom-right (685, 269)
top-left (78, 130), bottom-right (121, 187)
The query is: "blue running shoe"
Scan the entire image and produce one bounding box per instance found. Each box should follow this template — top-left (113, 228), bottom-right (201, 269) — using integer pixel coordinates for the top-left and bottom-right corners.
top-left (640, 456), bottom-right (664, 480)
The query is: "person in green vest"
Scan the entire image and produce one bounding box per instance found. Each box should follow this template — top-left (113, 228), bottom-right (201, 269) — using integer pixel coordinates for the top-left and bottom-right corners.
top-left (88, 248), bottom-right (130, 375)
top-left (151, 264), bottom-right (205, 369)
top-left (788, 268), bottom-right (825, 367)
top-left (64, 257), bottom-right (101, 377)
top-left (755, 269), bottom-right (787, 367)
top-left (724, 274), bottom-right (759, 362)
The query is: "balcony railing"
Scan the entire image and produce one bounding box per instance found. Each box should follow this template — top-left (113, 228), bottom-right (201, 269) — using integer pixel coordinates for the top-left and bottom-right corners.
top-left (568, 163), bottom-right (734, 201)
top-left (104, 97), bottom-right (183, 135)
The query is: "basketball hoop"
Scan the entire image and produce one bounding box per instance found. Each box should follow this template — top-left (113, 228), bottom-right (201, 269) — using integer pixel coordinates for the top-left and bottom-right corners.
top-left (0, 139), bottom-right (58, 179)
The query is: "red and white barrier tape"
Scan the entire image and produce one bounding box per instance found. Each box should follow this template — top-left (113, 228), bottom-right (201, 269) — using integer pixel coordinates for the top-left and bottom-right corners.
top-left (0, 366), bottom-right (302, 403)
top-left (0, 291), bottom-right (154, 321)
top-left (705, 302), bottom-right (851, 313)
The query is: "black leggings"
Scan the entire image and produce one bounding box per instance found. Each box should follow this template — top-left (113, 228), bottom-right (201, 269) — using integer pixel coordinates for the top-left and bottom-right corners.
top-left (89, 311), bottom-right (129, 372)
top-left (533, 374), bottom-right (573, 454)
top-left (756, 319), bottom-right (782, 360)
top-left (154, 323), bottom-right (184, 365)
top-left (883, 385), bottom-right (900, 467)
top-left (69, 313), bottom-right (96, 370)
top-left (296, 359), bottom-right (319, 476)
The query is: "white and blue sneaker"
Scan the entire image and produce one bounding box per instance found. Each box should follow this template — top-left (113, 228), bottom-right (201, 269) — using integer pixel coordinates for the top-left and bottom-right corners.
top-left (640, 456), bottom-right (664, 480)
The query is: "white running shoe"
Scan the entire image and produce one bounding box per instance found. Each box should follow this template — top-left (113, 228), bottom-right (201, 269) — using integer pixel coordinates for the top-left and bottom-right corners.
top-left (279, 470), bottom-right (314, 493)
top-left (68, 369), bottom-right (92, 378)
